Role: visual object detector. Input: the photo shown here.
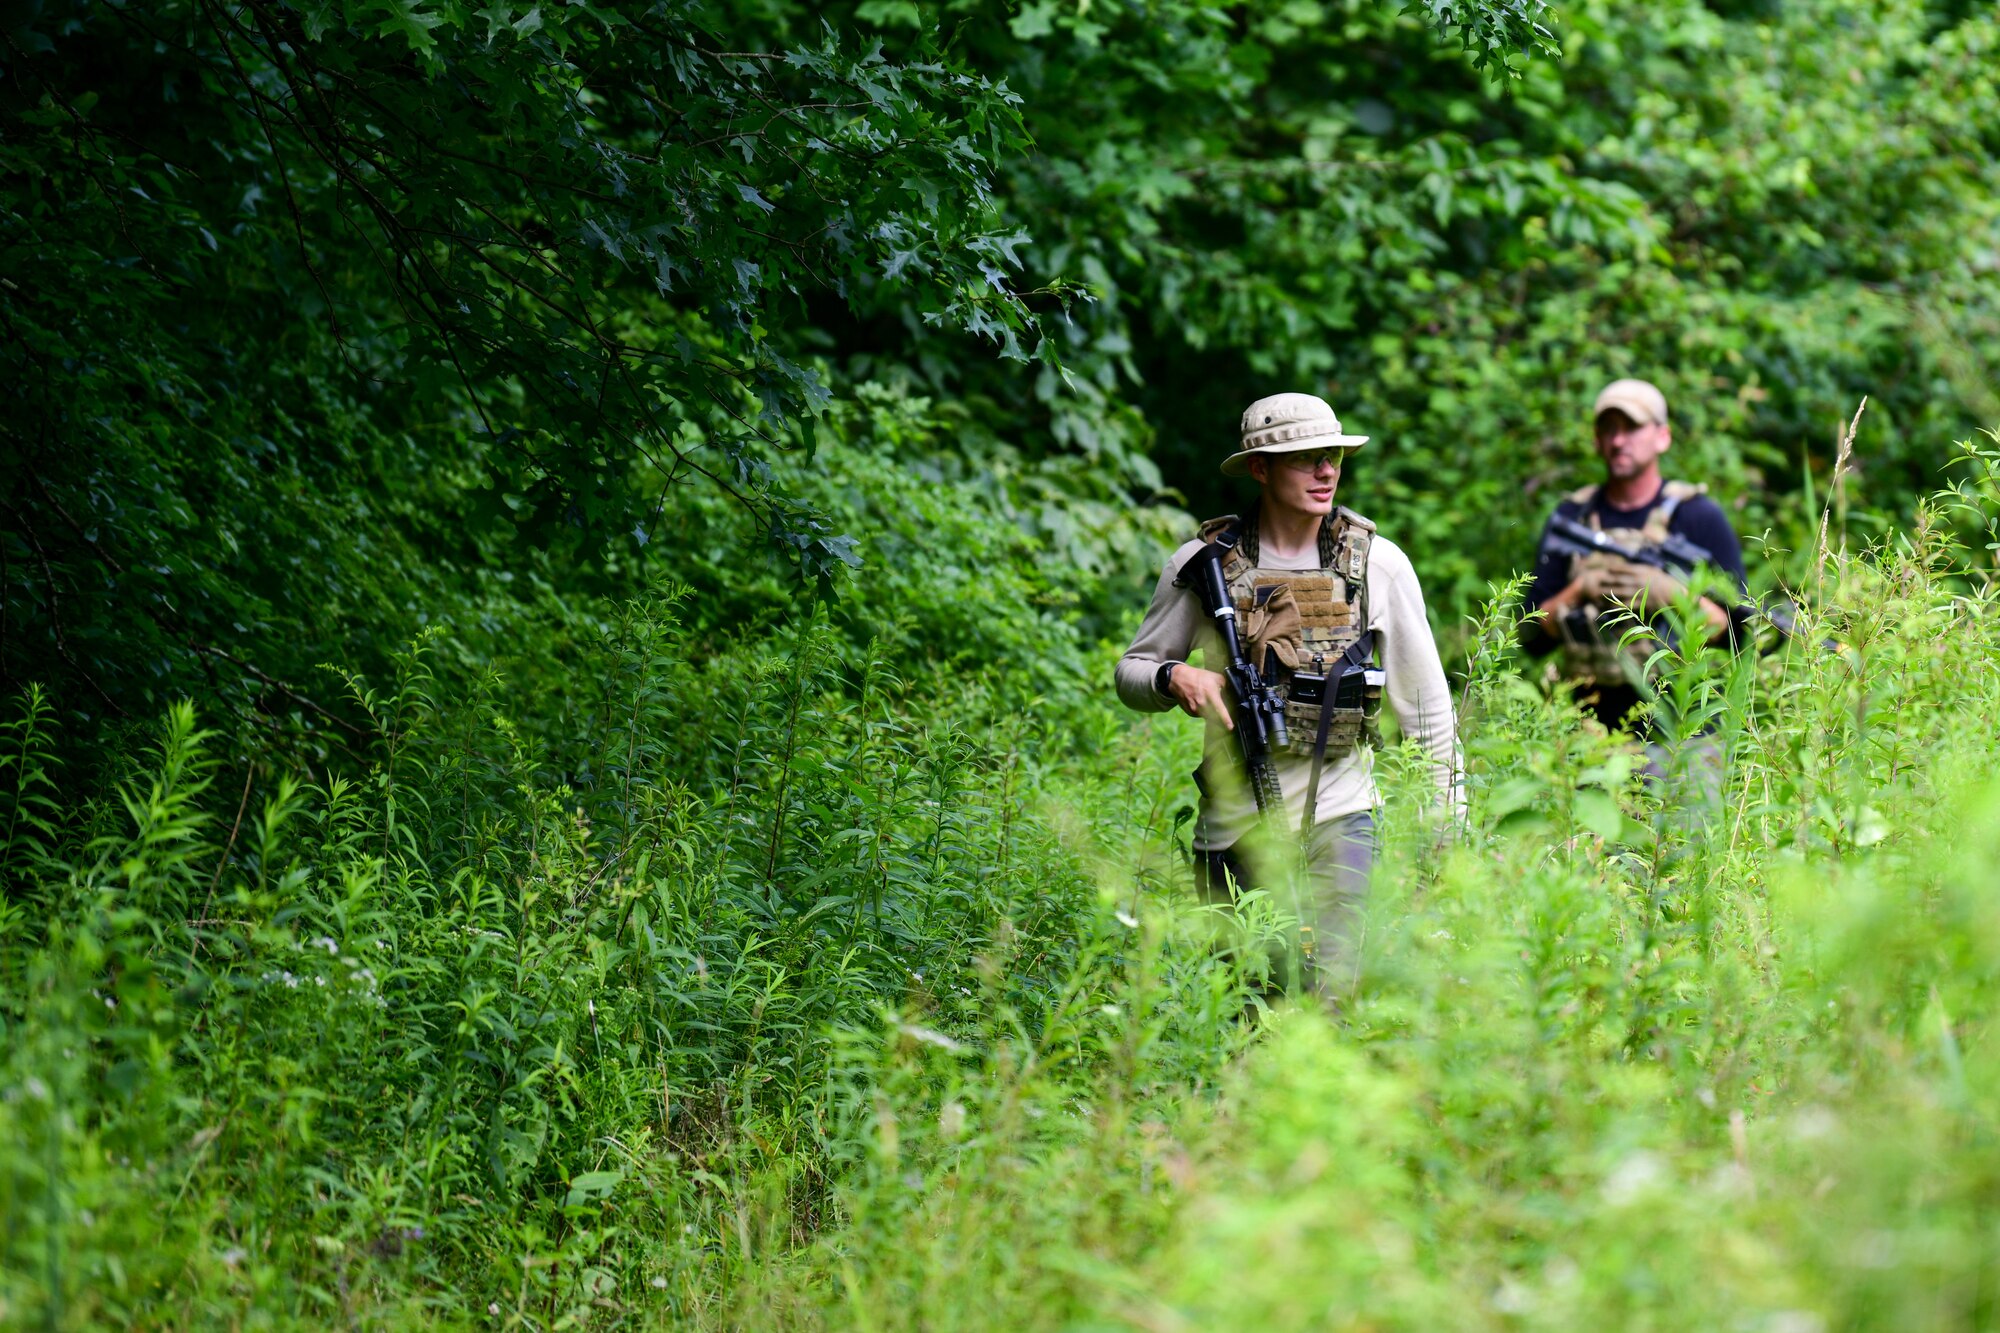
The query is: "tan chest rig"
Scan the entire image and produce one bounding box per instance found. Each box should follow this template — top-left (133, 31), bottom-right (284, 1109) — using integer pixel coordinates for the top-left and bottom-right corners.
top-left (1196, 506), bottom-right (1383, 760)
top-left (1556, 480), bottom-right (1705, 686)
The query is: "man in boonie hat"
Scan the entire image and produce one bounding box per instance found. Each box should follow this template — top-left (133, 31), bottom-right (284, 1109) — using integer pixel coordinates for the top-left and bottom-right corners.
top-left (1519, 377), bottom-right (1752, 738)
top-left (1115, 393), bottom-right (1461, 1001)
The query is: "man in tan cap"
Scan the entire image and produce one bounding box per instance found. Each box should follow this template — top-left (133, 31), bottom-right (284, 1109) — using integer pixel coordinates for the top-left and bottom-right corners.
top-left (1520, 378), bottom-right (1750, 734)
top-left (1115, 392), bottom-right (1460, 1000)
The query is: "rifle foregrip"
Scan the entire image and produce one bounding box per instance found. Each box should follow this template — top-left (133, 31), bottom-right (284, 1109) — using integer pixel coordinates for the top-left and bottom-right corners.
top-left (1250, 759), bottom-right (1286, 818)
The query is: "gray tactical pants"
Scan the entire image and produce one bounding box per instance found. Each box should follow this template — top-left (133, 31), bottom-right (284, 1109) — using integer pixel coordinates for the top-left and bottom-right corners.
top-left (1192, 810), bottom-right (1377, 998)
top-left (1643, 736), bottom-right (1725, 836)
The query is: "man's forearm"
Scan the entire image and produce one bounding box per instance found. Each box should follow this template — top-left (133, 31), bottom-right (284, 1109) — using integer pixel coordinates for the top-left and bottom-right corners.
top-left (1527, 580), bottom-right (1585, 629)
top-left (1116, 548), bottom-right (1204, 712)
top-left (1114, 653), bottom-right (1181, 712)
top-left (1695, 596), bottom-right (1729, 637)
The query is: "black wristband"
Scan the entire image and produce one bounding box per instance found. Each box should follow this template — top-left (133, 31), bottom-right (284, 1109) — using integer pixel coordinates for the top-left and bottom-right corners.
top-left (1155, 661), bottom-right (1179, 698)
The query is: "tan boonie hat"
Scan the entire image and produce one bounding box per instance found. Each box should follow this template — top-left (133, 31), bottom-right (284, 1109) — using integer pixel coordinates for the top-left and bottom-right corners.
top-left (1221, 392), bottom-right (1370, 476)
top-left (1593, 378), bottom-right (1669, 427)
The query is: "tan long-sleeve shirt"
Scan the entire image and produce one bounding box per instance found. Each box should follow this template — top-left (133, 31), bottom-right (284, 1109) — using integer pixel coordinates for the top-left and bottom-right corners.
top-left (1115, 531), bottom-right (1461, 849)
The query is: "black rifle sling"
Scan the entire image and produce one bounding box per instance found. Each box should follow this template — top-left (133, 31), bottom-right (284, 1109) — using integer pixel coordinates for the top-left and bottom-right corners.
top-left (1300, 519), bottom-right (1371, 844)
top-left (1300, 664), bottom-right (1339, 842)
top-left (1300, 630), bottom-right (1373, 843)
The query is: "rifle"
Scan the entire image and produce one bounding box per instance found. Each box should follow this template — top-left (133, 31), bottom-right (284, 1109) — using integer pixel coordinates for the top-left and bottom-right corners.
top-left (1174, 530), bottom-right (1289, 817)
top-left (1538, 513), bottom-right (1715, 578)
top-left (1538, 514), bottom-right (1761, 653)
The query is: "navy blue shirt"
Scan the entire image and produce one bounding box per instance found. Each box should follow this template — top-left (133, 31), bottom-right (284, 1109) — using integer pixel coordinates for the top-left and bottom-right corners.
top-left (1521, 481), bottom-right (1750, 731)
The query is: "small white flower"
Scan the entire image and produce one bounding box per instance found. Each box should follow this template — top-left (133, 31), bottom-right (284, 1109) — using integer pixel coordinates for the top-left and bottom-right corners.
top-left (1603, 1151), bottom-right (1667, 1205)
top-left (1770, 1313), bottom-right (1827, 1333)
top-left (1791, 1106), bottom-right (1838, 1142)
top-left (1491, 1277), bottom-right (1534, 1315)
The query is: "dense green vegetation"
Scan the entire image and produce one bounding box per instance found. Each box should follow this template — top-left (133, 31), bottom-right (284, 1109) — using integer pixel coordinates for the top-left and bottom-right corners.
top-left (4, 0), bottom-right (1999, 1326)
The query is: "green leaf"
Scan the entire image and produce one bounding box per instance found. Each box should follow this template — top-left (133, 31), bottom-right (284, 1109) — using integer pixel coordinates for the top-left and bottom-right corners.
top-left (1483, 776), bottom-right (1545, 823)
top-left (564, 1170), bottom-right (623, 1209)
top-left (1576, 754), bottom-right (1636, 791)
top-left (856, 0), bottom-right (923, 27)
top-left (1010, 4), bottom-right (1056, 40)
top-left (1572, 789), bottom-right (1624, 842)
top-left (361, 0), bottom-right (449, 55)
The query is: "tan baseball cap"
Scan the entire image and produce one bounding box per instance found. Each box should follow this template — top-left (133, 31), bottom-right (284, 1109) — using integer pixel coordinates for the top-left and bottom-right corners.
top-left (1593, 378), bottom-right (1669, 427)
top-left (1221, 392), bottom-right (1370, 476)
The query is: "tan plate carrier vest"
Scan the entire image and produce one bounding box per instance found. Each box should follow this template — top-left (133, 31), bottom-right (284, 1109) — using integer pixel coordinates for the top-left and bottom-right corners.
top-left (1195, 506), bottom-right (1382, 760)
top-left (1556, 480), bottom-right (1706, 686)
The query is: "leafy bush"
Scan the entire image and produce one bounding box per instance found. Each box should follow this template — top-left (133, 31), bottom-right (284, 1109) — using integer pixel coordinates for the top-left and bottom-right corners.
top-left (720, 436), bottom-right (2000, 1331)
top-left (0, 567), bottom-right (1227, 1325)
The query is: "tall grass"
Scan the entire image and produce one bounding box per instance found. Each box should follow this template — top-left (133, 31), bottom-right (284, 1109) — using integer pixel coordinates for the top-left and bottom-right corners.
top-left (5, 437), bottom-right (2000, 1329)
top-left (0, 588), bottom-right (1233, 1328)
top-left (723, 435), bottom-right (2000, 1330)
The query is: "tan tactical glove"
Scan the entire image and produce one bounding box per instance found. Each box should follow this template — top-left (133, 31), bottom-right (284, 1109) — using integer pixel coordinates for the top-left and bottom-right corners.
top-left (1596, 559), bottom-right (1686, 613)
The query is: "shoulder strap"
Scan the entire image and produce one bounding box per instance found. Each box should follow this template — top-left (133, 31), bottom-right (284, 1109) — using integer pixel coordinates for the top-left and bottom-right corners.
top-left (1330, 507), bottom-right (1374, 644)
top-left (1641, 480), bottom-right (1706, 544)
top-left (1565, 483), bottom-right (1603, 532)
top-left (1196, 513), bottom-right (1253, 582)
top-left (1330, 506), bottom-right (1374, 588)
top-left (1196, 513), bottom-right (1239, 543)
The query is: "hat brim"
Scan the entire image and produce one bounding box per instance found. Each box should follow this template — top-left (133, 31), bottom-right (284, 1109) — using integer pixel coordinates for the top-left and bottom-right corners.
top-left (1593, 394), bottom-right (1665, 428)
top-left (1221, 434), bottom-right (1370, 477)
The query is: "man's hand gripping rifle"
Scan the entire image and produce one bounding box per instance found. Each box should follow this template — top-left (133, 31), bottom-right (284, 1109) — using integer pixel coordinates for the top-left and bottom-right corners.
top-left (1539, 514), bottom-right (1714, 580)
top-left (1538, 515), bottom-right (1721, 646)
top-left (1175, 531), bottom-right (1289, 817)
